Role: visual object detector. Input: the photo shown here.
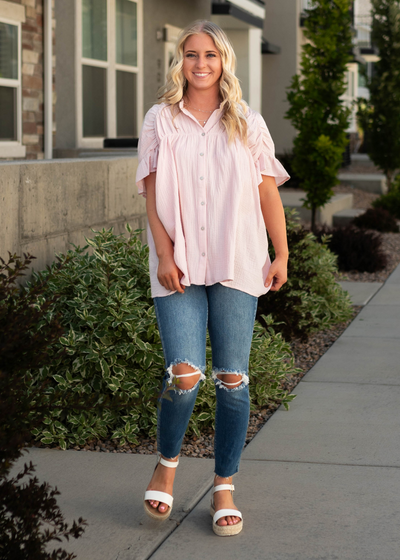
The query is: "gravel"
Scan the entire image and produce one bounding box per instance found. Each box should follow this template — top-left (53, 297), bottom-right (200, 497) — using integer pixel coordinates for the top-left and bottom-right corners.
top-left (338, 162), bottom-right (382, 174)
top-left (332, 184), bottom-right (379, 210)
top-left (338, 232), bottom-right (400, 282)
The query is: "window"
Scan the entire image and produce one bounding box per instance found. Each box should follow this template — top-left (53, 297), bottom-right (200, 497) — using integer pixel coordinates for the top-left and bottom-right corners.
top-left (301, 0), bottom-right (313, 11)
top-left (77, 0), bottom-right (142, 146)
top-left (0, 5), bottom-right (25, 158)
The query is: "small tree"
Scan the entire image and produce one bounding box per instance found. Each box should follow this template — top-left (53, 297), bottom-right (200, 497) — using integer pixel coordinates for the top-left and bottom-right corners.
top-left (364, 0), bottom-right (400, 190)
top-left (285, 0), bottom-right (353, 231)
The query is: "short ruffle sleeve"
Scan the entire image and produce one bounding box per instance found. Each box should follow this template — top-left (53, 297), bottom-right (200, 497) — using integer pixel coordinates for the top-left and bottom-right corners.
top-left (136, 105), bottom-right (160, 197)
top-left (247, 109), bottom-right (290, 187)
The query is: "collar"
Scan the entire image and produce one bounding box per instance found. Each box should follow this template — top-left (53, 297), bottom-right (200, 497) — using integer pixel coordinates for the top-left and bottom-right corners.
top-left (178, 98), bottom-right (222, 112)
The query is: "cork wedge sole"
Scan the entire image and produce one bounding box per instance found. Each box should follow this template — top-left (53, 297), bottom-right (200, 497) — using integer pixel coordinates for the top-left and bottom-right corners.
top-left (210, 484), bottom-right (243, 537)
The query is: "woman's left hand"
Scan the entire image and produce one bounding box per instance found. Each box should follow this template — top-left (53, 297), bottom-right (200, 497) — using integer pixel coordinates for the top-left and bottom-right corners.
top-left (264, 256), bottom-right (288, 291)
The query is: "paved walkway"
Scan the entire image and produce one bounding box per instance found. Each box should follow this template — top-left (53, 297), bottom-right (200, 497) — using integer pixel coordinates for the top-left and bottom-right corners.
top-left (13, 268), bottom-right (400, 560)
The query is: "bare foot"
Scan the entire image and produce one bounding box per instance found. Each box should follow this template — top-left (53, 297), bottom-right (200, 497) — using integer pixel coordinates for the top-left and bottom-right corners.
top-left (213, 475), bottom-right (241, 526)
top-left (146, 456), bottom-right (178, 514)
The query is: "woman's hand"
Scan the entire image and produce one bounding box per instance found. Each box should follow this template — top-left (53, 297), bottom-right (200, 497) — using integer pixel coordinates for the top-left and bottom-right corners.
top-left (265, 255), bottom-right (288, 292)
top-left (258, 175), bottom-right (289, 292)
top-left (157, 254), bottom-right (185, 293)
top-left (145, 172), bottom-right (185, 294)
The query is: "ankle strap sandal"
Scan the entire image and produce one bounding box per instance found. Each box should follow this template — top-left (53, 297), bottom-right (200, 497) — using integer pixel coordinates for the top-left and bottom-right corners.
top-left (144, 454), bottom-right (179, 520)
top-left (210, 484), bottom-right (243, 536)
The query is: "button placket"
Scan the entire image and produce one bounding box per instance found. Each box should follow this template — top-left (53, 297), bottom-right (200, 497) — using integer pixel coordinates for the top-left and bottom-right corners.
top-left (198, 134), bottom-right (207, 268)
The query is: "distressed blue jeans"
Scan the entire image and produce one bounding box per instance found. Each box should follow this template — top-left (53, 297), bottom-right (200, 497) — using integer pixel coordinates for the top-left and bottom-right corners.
top-left (153, 283), bottom-right (257, 478)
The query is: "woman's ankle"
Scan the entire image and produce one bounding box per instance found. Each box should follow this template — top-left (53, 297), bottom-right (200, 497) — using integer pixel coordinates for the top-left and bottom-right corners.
top-left (214, 474), bottom-right (233, 485)
top-left (160, 454), bottom-right (179, 462)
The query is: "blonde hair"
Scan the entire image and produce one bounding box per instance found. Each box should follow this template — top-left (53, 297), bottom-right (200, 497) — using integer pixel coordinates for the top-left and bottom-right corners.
top-left (158, 20), bottom-right (248, 144)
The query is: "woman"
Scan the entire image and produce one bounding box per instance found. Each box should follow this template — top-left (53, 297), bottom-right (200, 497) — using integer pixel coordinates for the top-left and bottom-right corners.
top-left (136, 20), bottom-right (289, 537)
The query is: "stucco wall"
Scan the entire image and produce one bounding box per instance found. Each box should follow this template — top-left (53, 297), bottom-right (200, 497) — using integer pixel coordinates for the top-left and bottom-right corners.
top-left (262, 0), bottom-right (299, 155)
top-left (0, 156), bottom-right (147, 277)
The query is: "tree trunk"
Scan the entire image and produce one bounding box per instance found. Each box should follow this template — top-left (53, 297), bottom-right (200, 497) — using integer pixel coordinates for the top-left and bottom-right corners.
top-left (311, 206), bottom-right (317, 233)
top-left (386, 169), bottom-right (394, 192)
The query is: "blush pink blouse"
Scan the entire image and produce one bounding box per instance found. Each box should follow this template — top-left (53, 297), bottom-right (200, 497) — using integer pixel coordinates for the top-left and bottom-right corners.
top-left (136, 100), bottom-right (290, 298)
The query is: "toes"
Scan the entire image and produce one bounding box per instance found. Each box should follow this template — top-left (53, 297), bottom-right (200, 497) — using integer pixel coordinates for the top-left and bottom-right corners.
top-left (217, 515), bottom-right (241, 526)
top-left (158, 502), bottom-right (168, 513)
top-left (149, 500), bottom-right (159, 509)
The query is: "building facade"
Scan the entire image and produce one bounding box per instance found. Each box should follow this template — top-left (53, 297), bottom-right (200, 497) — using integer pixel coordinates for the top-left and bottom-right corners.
top-left (1, 0), bottom-right (277, 160)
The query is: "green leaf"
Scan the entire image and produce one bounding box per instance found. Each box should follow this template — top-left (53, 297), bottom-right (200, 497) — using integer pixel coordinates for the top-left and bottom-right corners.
top-left (100, 358), bottom-right (110, 377)
top-left (197, 412), bottom-right (211, 422)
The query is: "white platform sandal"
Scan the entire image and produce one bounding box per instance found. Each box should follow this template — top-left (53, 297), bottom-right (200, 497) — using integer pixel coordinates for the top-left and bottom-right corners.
top-left (210, 483), bottom-right (243, 536)
top-left (144, 454), bottom-right (179, 520)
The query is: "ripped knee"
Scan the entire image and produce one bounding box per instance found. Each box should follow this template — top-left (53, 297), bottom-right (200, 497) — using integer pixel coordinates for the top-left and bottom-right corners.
top-left (166, 362), bottom-right (205, 392)
top-left (212, 370), bottom-right (249, 390)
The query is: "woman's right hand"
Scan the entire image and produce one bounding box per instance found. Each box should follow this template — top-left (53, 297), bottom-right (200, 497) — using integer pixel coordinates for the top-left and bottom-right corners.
top-left (157, 254), bottom-right (185, 293)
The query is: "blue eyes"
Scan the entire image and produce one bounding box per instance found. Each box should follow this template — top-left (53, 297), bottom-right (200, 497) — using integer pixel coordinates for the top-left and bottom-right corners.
top-left (186, 53), bottom-right (216, 58)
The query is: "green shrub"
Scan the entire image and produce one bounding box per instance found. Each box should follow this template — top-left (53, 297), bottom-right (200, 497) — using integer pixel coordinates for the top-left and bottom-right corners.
top-left (314, 225), bottom-right (388, 273)
top-left (257, 210), bottom-right (353, 341)
top-left (352, 207), bottom-right (399, 233)
top-left (26, 226), bottom-right (299, 447)
top-left (372, 177), bottom-right (400, 219)
top-left (26, 226), bottom-right (164, 448)
top-left (0, 253), bottom-right (85, 560)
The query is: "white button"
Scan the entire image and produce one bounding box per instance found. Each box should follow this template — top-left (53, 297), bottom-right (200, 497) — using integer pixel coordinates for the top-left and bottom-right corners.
top-left (202, 132), bottom-right (205, 136)
top-left (200, 152), bottom-right (204, 156)
top-left (202, 252), bottom-right (205, 256)
top-left (201, 226), bottom-right (205, 231)
top-left (201, 201), bottom-right (205, 205)
top-left (200, 176), bottom-right (204, 180)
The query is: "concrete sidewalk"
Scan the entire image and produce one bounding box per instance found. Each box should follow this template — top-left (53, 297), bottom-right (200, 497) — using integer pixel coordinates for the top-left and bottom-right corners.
top-left (12, 272), bottom-right (400, 559)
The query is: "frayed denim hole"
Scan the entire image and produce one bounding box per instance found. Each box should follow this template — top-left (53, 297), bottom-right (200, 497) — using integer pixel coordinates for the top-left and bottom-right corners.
top-left (212, 370), bottom-right (249, 392)
top-left (166, 361), bottom-right (206, 396)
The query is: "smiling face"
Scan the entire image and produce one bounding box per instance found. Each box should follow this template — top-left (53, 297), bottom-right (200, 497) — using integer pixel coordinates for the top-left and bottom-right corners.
top-left (182, 32), bottom-right (223, 95)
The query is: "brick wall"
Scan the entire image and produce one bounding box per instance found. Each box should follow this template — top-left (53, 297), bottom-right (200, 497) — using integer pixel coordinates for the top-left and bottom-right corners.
top-left (10, 0), bottom-right (55, 159)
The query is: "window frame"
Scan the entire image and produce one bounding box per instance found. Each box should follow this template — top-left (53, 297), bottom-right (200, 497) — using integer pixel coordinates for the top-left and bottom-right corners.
top-left (75, 0), bottom-right (143, 148)
top-left (0, 15), bottom-right (25, 158)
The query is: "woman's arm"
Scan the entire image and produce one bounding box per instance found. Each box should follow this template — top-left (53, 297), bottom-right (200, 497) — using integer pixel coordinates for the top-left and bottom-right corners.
top-left (145, 172), bottom-right (185, 293)
top-left (258, 175), bottom-right (289, 291)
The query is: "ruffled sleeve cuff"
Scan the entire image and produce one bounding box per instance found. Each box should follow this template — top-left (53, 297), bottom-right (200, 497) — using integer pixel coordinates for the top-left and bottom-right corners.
top-left (256, 151), bottom-right (290, 187)
top-left (248, 109), bottom-right (290, 187)
top-left (135, 104), bottom-right (160, 197)
top-left (136, 147), bottom-right (159, 197)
